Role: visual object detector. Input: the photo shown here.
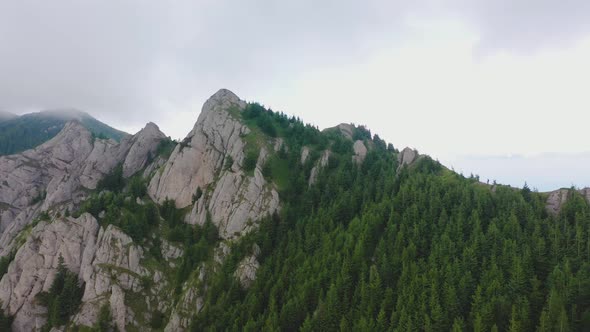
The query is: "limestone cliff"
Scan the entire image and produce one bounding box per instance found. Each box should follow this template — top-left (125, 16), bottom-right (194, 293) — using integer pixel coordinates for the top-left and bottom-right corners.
top-left (0, 89), bottom-right (283, 331)
top-left (0, 213), bottom-right (178, 331)
top-left (0, 121), bottom-right (166, 258)
top-left (149, 89), bottom-right (279, 240)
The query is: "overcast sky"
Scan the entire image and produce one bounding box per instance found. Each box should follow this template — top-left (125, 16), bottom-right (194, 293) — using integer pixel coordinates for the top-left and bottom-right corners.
top-left (1, 0), bottom-right (589, 191)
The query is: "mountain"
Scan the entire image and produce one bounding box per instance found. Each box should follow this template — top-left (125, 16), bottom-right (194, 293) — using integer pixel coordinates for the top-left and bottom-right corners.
top-left (0, 109), bottom-right (127, 156)
top-left (0, 111), bottom-right (17, 123)
top-left (0, 89), bottom-right (589, 331)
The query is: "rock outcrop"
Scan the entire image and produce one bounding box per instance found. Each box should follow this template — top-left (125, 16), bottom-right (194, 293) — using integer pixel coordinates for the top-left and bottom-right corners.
top-left (122, 122), bottom-right (167, 178)
top-left (0, 214), bottom-right (168, 331)
top-left (335, 123), bottom-right (354, 140)
top-left (234, 244), bottom-right (261, 289)
top-left (323, 123), bottom-right (354, 140)
top-left (149, 89), bottom-right (279, 239)
top-left (0, 121), bottom-right (166, 257)
top-left (353, 140), bottom-right (368, 164)
top-left (397, 147), bottom-right (420, 172)
top-left (0, 214), bottom-right (99, 331)
top-left (546, 187), bottom-right (590, 216)
top-left (148, 89), bottom-right (248, 208)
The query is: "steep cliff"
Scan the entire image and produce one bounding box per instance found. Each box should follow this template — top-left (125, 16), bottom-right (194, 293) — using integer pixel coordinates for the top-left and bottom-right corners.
top-left (0, 89), bottom-right (284, 331)
top-left (149, 89), bottom-right (279, 240)
top-left (0, 121), bottom-right (166, 259)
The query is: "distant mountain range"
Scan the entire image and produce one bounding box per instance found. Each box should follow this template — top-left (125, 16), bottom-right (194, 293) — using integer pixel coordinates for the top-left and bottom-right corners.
top-left (0, 109), bottom-right (127, 155)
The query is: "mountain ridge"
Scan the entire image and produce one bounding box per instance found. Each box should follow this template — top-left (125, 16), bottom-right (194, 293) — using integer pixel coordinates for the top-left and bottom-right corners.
top-left (0, 89), bottom-right (589, 331)
top-left (0, 109), bottom-right (128, 156)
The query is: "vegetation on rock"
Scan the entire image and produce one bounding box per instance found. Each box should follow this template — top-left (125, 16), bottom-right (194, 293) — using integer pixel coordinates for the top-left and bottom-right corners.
top-left (37, 256), bottom-right (83, 331)
top-left (2, 93), bottom-right (590, 331)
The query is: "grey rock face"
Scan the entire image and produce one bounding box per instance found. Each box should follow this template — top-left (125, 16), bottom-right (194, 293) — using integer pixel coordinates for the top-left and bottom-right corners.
top-left (337, 123), bottom-right (355, 140)
top-left (0, 214), bottom-right (98, 331)
top-left (0, 121), bottom-right (166, 257)
top-left (75, 224), bottom-right (148, 331)
top-left (122, 122), bottom-right (167, 178)
top-left (149, 89), bottom-right (248, 208)
top-left (397, 147), bottom-right (419, 172)
top-left (0, 89), bottom-right (283, 331)
top-left (234, 244), bottom-right (261, 289)
top-left (324, 123), bottom-right (354, 140)
top-left (546, 188), bottom-right (590, 216)
top-left (235, 255), bottom-right (260, 289)
top-left (546, 189), bottom-right (570, 216)
top-left (0, 214), bottom-right (152, 331)
top-left (150, 89), bottom-right (279, 240)
top-left (353, 140), bottom-right (368, 164)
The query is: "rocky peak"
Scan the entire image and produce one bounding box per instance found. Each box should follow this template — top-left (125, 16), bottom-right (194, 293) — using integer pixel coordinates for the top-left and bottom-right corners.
top-left (148, 89), bottom-right (248, 208)
top-left (397, 147), bottom-right (420, 172)
top-left (336, 123), bottom-right (354, 140)
top-left (322, 123), bottom-right (355, 140)
top-left (149, 89), bottom-right (279, 240)
top-left (0, 119), bottom-right (166, 257)
top-left (38, 120), bottom-right (94, 152)
top-left (200, 89), bottom-right (245, 117)
top-left (122, 122), bottom-right (167, 177)
top-left (142, 121), bottom-right (162, 133)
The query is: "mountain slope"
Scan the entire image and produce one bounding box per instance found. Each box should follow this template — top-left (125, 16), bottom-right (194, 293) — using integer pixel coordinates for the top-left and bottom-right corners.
top-left (0, 109), bottom-right (127, 156)
top-left (0, 89), bottom-right (589, 331)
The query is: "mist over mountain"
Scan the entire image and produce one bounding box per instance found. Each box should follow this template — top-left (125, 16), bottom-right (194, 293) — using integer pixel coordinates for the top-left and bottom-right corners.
top-left (0, 109), bottom-right (127, 156)
top-left (0, 111), bottom-right (17, 122)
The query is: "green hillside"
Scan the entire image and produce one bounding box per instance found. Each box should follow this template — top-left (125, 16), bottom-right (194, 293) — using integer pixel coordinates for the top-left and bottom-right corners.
top-left (63, 103), bottom-right (590, 331)
top-left (186, 104), bottom-right (590, 331)
top-left (0, 109), bottom-right (127, 155)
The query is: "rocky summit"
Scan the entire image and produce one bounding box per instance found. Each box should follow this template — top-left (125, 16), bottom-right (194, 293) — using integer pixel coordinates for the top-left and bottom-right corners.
top-left (0, 89), bottom-right (589, 331)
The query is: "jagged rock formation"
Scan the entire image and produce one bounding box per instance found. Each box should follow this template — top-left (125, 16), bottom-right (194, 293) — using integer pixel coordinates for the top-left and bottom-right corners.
top-left (0, 89), bottom-right (283, 331)
top-left (149, 89), bottom-right (279, 240)
top-left (148, 89), bottom-right (248, 208)
top-left (334, 123), bottom-right (354, 140)
top-left (0, 214), bottom-right (173, 331)
top-left (0, 214), bottom-right (148, 331)
top-left (546, 187), bottom-right (590, 216)
top-left (0, 122), bottom-right (166, 257)
top-left (122, 122), bottom-right (167, 178)
top-left (397, 147), bottom-right (420, 172)
top-left (1, 87), bottom-right (589, 331)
